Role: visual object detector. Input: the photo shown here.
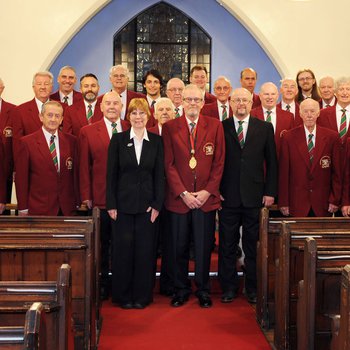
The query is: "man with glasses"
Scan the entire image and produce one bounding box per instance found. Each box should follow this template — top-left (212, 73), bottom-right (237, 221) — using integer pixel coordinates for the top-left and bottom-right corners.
top-left (219, 88), bottom-right (277, 304)
top-left (108, 65), bottom-right (145, 120)
top-left (162, 84), bottom-right (225, 308)
top-left (201, 76), bottom-right (233, 121)
top-left (296, 69), bottom-right (320, 103)
top-left (166, 78), bottom-right (185, 118)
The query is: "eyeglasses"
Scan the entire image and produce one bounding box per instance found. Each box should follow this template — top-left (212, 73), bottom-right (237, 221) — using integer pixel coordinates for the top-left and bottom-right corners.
top-left (231, 98), bottom-right (251, 104)
top-left (215, 86), bottom-right (230, 92)
top-left (112, 74), bottom-right (127, 79)
top-left (183, 97), bottom-right (203, 104)
top-left (298, 77), bottom-right (313, 82)
top-left (167, 88), bottom-right (184, 93)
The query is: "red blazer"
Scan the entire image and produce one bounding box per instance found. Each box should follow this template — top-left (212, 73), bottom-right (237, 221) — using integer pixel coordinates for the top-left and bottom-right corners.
top-left (201, 102), bottom-right (233, 121)
top-left (252, 93), bottom-right (261, 109)
top-left (318, 105), bottom-right (350, 146)
top-left (277, 101), bottom-right (303, 126)
top-left (204, 91), bottom-right (217, 105)
top-left (342, 138), bottom-right (350, 205)
top-left (50, 90), bottom-right (83, 105)
top-left (0, 142), bottom-right (6, 203)
top-left (78, 118), bottom-right (130, 208)
top-left (0, 100), bottom-right (16, 179)
top-left (62, 100), bottom-right (103, 137)
top-left (162, 114), bottom-right (225, 213)
top-left (278, 125), bottom-right (342, 216)
top-left (15, 129), bottom-right (78, 215)
top-left (250, 106), bottom-right (294, 158)
top-left (148, 124), bottom-right (161, 135)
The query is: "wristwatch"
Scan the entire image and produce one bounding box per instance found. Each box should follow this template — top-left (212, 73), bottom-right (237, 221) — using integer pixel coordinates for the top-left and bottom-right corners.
top-left (180, 191), bottom-right (188, 199)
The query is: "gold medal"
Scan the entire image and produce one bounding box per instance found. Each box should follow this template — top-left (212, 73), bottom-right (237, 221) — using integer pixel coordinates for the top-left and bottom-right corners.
top-left (189, 156), bottom-right (197, 169)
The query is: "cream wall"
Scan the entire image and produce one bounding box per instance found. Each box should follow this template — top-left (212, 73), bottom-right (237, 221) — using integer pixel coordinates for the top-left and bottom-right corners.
top-left (0, 0), bottom-right (346, 104)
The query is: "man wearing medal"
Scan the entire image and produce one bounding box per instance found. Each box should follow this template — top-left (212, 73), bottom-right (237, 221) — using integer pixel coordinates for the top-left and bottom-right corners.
top-left (162, 84), bottom-right (225, 308)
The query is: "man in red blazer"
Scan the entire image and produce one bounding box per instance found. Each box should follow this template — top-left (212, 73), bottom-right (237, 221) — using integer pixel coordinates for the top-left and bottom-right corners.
top-left (251, 82), bottom-right (294, 158)
top-left (279, 99), bottom-right (342, 217)
top-left (240, 67), bottom-right (261, 109)
top-left (50, 65), bottom-right (82, 106)
top-left (63, 73), bottom-right (103, 137)
top-left (189, 65), bottom-right (217, 104)
top-left (318, 76), bottom-right (336, 109)
top-left (201, 76), bottom-right (233, 121)
top-left (79, 91), bottom-right (129, 300)
top-left (15, 101), bottom-right (78, 216)
top-left (166, 78), bottom-right (185, 118)
top-left (148, 97), bottom-right (175, 135)
top-left (277, 78), bottom-right (303, 126)
top-left (162, 84), bottom-right (225, 308)
top-left (11, 71), bottom-right (54, 159)
top-left (108, 65), bottom-right (145, 120)
top-left (318, 77), bottom-right (350, 153)
top-left (0, 78), bottom-right (16, 209)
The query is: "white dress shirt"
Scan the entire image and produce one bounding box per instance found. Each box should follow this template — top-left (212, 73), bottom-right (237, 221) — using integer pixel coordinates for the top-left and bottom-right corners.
top-left (104, 117), bottom-right (122, 139)
top-left (217, 100), bottom-right (230, 121)
top-left (262, 107), bottom-right (276, 132)
top-left (233, 115), bottom-right (250, 141)
top-left (336, 104), bottom-right (350, 132)
top-left (130, 127), bottom-right (149, 165)
top-left (59, 91), bottom-right (73, 106)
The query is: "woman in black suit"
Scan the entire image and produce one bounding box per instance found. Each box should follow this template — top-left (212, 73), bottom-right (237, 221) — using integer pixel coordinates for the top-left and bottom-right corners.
top-left (106, 98), bottom-right (164, 309)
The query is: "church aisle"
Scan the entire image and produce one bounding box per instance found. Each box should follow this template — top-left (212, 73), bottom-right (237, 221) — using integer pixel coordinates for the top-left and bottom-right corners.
top-left (98, 280), bottom-right (271, 350)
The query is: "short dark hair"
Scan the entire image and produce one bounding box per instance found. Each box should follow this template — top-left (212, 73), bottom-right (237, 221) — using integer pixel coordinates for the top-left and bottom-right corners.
top-left (80, 73), bottom-right (98, 83)
top-left (190, 65), bottom-right (208, 76)
top-left (142, 69), bottom-right (163, 86)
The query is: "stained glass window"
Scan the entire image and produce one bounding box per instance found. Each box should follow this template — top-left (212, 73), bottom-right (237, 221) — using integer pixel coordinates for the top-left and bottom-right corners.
top-left (113, 2), bottom-right (211, 92)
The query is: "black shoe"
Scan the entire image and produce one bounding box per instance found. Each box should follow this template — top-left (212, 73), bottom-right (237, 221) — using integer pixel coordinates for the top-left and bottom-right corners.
top-left (120, 302), bottom-right (133, 309)
top-left (171, 295), bottom-right (189, 307)
top-left (221, 290), bottom-right (237, 303)
top-left (198, 294), bottom-right (212, 308)
top-left (133, 303), bottom-right (146, 309)
top-left (246, 291), bottom-right (257, 304)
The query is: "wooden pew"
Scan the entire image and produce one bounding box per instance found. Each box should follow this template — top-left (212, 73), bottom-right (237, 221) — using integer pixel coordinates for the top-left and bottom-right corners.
top-left (257, 208), bottom-right (350, 330)
top-left (274, 223), bottom-right (350, 350)
top-left (297, 238), bottom-right (350, 350)
top-left (0, 208), bottom-right (101, 350)
top-left (0, 264), bottom-right (72, 350)
top-left (0, 302), bottom-right (46, 350)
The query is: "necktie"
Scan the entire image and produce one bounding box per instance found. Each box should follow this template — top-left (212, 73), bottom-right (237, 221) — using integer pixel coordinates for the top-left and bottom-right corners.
top-left (222, 105), bottom-right (228, 120)
top-left (189, 122), bottom-right (196, 134)
top-left (237, 121), bottom-right (244, 148)
top-left (266, 110), bottom-right (272, 123)
top-left (50, 135), bottom-right (58, 172)
top-left (111, 122), bottom-right (118, 134)
top-left (63, 96), bottom-right (69, 105)
top-left (175, 107), bottom-right (180, 118)
top-left (87, 104), bottom-right (93, 124)
top-left (151, 100), bottom-right (156, 108)
top-left (325, 104), bottom-right (331, 108)
top-left (339, 109), bottom-right (347, 141)
top-left (286, 104), bottom-right (291, 112)
top-left (307, 134), bottom-right (314, 163)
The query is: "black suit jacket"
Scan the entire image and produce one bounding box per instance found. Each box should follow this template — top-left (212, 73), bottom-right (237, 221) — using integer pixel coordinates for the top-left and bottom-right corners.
top-left (106, 129), bottom-right (164, 214)
top-left (220, 116), bottom-right (278, 208)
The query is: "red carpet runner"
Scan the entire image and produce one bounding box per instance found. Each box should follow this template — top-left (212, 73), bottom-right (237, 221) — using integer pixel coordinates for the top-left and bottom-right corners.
top-left (98, 280), bottom-right (270, 350)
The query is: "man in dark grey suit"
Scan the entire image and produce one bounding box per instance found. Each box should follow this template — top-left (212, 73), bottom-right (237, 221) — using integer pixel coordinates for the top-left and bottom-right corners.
top-left (218, 88), bottom-right (278, 304)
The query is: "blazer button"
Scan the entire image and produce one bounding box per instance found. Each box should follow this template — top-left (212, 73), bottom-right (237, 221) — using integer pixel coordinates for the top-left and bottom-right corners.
top-left (310, 189), bottom-right (313, 192)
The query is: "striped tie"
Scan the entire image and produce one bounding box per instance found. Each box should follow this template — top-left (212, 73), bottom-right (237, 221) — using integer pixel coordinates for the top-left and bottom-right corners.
top-left (50, 135), bottom-right (58, 172)
top-left (237, 121), bottom-right (244, 148)
top-left (175, 108), bottom-right (180, 118)
top-left (222, 105), bottom-right (228, 120)
top-left (87, 104), bottom-right (93, 124)
top-left (266, 110), bottom-right (272, 123)
top-left (111, 122), bottom-right (118, 134)
top-left (189, 122), bottom-right (196, 134)
top-left (286, 104), bottom-right (291, 112)
top-left (339, 109), bottom-right (347, 141)
top-left (307, 134), bottom-right (314, 163)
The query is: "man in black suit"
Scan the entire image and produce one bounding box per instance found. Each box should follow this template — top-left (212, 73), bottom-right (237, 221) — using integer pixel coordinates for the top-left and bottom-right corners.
top-left (219, 88), bottom-right (278, 304)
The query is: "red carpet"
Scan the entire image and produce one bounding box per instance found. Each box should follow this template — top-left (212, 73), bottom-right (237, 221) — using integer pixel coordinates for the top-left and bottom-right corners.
top-left (98, 280), bottom-right (270, 350)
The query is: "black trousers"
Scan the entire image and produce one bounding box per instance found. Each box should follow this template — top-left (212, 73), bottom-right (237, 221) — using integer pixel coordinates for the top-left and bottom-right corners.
top-left (111, 211), bottom-right (157, 305)
top-left (167, 209), bottom-right (216, 297)
top-left (218, 205), bottom-right (260, 294)
top-left (100, 209), bottom-right (112, 286)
